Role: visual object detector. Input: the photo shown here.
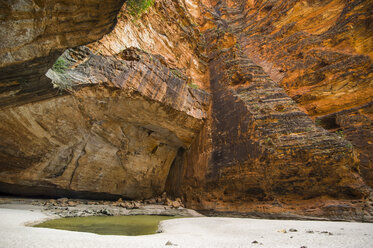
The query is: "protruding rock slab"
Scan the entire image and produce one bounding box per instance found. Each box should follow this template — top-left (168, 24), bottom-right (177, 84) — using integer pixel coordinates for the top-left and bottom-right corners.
top-left (0, 48), bottom-right (209, 199)
top-left (0, 0), bottom-right (125, 107)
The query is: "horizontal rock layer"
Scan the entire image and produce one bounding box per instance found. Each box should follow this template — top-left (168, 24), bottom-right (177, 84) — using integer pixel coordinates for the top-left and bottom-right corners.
top-left (316, 103), bottom-right (373, 188)
top-left (229, 0), bottom-right (372, 117)
top-left (217, 0), bottom-right (373, 187)
top-left (166, 0), bottom-right (373, 221)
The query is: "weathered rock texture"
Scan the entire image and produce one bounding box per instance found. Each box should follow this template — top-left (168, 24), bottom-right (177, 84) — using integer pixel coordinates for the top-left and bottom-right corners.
top-left (101, 1), bottom-right (207, 86)
top-left (207, 0), bottom-right (373, 190)
top-left (0, 0), bottom-right (372, 221)
top-left (0, 0), bottom-right (210, 200)
top-left (317, 103), bottom-right (373, 188)
top-left (166, 0), bottom-right (373, 221)
top-left (0, 0), bottom-right (125, 107)
top-left (225, 0), bottom-right (373, 190)
top-left (0, 47), bottom-right (208, 199)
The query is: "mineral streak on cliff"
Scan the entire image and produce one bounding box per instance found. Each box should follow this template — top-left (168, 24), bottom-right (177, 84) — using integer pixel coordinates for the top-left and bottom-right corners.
top-left (223, 0), bottom-right (373, 189)
top-left (166, 0), bottom-right (373, 221)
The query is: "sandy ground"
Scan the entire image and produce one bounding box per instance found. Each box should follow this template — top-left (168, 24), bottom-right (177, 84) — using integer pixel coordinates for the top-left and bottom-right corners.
top-left (0, 204), bottom-right (372, 248)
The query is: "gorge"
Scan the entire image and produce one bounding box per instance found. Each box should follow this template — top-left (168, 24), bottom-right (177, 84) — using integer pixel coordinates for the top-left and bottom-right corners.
top-left (0, 0), bottom-right (372, 222)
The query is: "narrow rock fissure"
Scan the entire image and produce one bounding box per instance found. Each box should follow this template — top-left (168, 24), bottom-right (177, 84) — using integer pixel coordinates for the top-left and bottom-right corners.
top-left (69, 141), bottom-right (88, 190)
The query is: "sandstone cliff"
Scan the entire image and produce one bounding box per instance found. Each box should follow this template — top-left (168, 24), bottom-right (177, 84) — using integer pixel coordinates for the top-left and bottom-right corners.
top-left (165, 0), bottom-right (373, 221)
top-left (0, 0), bottom-right (210, 200)
top-left (0, 46), bottom-right (209, 199)
top-left (0, 0), bottom-right (372, 221)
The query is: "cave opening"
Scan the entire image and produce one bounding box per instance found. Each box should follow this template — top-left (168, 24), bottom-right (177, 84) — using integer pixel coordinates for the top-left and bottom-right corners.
top-left (316, 115), bottom-right (341, 131)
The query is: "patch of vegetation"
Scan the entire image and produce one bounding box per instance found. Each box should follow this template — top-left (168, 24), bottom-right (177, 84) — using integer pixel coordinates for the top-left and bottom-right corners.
top-left (52, 57), bottom-right (68, 73)
top-left (305, 126), bottom-right (313, 132)
top-left (170, 69), bottom-right (184, 79)
top-left (336, 130), bottom-right (345, 138)
top-left (126, 0), bottom-right (154, 18)
top-left (345, 142), bottom-right (353, 149)
top-left (188, 83), bottom-right (199, 89)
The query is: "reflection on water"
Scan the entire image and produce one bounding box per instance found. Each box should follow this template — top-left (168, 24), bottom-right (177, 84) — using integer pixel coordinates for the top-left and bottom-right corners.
top-left (34, 215), bottom-right (181, 236)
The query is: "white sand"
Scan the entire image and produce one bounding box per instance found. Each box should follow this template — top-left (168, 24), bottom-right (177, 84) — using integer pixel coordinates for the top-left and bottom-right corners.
top-left (0, 205), bottom-right (372, 248)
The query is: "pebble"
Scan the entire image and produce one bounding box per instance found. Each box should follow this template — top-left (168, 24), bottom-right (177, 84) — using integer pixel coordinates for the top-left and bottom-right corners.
top-left (321, 231), bottom-right (333, 235)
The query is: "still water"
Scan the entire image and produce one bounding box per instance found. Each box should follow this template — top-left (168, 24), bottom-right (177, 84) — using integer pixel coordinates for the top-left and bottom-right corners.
top-left (34, 215), bottom-right (181, 236)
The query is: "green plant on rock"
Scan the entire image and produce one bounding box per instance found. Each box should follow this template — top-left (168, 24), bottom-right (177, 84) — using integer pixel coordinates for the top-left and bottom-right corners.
top-left (305, 126), bottom-right (313, 132)
top-left (188, 83), bottom-right (199, 89)
top-left (336, 130), bottom-right (345, 138)
top-left (345, 142), bottom-right (353, 149)
top-left (126, 0), bottom-right (154, 18)
top-left (52, 57), bottom-right (68, 73)
top-left (171, 69), bottom-right (184, 79)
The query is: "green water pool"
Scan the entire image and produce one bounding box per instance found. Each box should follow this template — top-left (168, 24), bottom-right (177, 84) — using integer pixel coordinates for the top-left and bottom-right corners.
top-left (34, 215), bottom-right (181, 236)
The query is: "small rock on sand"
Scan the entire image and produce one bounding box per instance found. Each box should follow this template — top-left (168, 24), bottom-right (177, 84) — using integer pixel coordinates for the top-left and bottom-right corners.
top-left (165, 241), bottom-right (177, 246)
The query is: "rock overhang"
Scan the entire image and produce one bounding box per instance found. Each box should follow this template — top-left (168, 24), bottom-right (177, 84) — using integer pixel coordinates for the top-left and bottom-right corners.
top-left (0, 46), bottom-right (210, 199)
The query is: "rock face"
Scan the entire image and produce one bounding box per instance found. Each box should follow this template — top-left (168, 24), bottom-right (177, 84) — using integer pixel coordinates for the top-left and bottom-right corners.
top-left (0, 0), bottom-right (372, 220)
top-left (222, 0), bottom-right (373, 190)
top-left (166, 0), bottom-right (373, 221)
top-left (0, 47), bottom-right (209, 199)
top-left (0, 0), bottom-right (209, 200)
top-left (317, 103), bottom-right (373, 188)
top-left (0, 0), bottom-right (125, 107)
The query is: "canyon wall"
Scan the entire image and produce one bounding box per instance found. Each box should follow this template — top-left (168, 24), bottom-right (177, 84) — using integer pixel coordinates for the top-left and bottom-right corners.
top-left (166, 0), bottom-right (373, 221)
top-left (0, 0), bottom-right (372, 220)
top-left (230, 0), bottom-right (373, 190)
top-left (0, 0), bottom-right (210, 200)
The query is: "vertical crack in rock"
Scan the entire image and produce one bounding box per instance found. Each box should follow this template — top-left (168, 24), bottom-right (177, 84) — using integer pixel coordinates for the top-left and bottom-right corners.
top-left (69, 141), bottom-right (88, 190)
